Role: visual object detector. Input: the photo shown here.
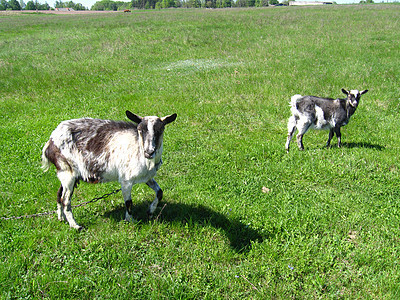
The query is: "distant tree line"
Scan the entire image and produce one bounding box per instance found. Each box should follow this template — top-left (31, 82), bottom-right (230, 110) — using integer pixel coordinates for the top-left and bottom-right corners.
top-left (0, 0), bottom-right (86, 10)
top-left (90, 0), bottom-right (278, 10)
top-left (0, 0), bottom-right (48, 10)
top-left (54, 0), bottom-right (87, 10)
top-left (0, 0), bottom-right (380, 12)
top-left (0, 0), bottom-right (275, 11)
top-left (91, 0), bottom-right (130, 10)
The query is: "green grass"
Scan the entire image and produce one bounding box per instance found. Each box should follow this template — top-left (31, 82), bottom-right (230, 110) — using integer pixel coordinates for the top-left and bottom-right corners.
top-left (1, 5), bottom-right (400, 298)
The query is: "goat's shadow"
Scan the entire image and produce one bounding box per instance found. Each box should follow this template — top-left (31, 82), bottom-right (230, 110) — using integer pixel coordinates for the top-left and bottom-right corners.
top-left (103, 201), bottom-right (264, 253)
top-left (340, 142), bottom-right (385, 150)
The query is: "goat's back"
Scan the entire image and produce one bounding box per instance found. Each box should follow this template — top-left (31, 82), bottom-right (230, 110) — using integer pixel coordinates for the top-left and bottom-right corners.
top-left (45, 118), bottom-right (144, 183)
top-left (291, 95), bottom-right (342, 115)
top-left (51, 118), bottom-right (138, 151)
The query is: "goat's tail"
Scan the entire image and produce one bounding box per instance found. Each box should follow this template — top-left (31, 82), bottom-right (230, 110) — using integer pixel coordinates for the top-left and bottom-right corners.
top-left (289, 94), bottom-right (302, 115)
top-left (41, 140), bottom-right (51, 172)
top-left (290, 94), bottom-right (303, 107)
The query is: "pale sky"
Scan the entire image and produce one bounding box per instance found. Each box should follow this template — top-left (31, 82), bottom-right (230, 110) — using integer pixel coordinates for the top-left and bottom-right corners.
top-left (70, 0), bottom-right (95, 9)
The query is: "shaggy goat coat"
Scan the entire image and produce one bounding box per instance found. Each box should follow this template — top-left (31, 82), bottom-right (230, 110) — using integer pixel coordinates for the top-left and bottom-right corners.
top-left (42, 111), bottom-right (177, 230)
top-left (285, 89), bottom-right (368, 152)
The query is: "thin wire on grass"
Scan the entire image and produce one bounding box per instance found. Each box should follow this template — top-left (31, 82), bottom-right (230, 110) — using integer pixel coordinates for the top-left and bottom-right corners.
top-left (0, 189), bottom-right (121, 221)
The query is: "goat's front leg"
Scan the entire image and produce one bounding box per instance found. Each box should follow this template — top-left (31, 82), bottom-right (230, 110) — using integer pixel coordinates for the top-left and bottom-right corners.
top-left (146, 179), bottom-right (163, 217)
top-left (334, 127), bottom-right (342, 147)
top-left (326, 129), bottom-right (335, 148)
top-left (121, 182), bottom-right (134, 223)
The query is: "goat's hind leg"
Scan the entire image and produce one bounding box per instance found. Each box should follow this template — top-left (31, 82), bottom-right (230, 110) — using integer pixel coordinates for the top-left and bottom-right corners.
top-left (285, 116), bottom-right (297, 153)
top-left (296, 121), bottom-right (311, 151)
top-left (146, 179), bottom-right (163, 217)
top-left (57, 172), bottom-right (81, 230)
top-left (56, 185), bottom-right (66, 222)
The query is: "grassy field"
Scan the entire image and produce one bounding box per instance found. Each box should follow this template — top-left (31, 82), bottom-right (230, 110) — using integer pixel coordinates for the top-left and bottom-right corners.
top-left (1, 5), bottom-right (400, 298)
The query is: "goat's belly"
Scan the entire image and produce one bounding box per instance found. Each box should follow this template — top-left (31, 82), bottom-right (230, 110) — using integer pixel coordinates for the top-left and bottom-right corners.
top-left (311, 121), bottom-right (333, 130)
top-left (118, 165), bottom-right (158, 184)
top-left (312, 106), bottom-right (335, 130)
top-left (77, 171), bottom-right (117, 184)
top-left (312, 115), bottom-right (336, 130)
top-left (134, 171), bottom-right (157, 184)
top-left (99, 172), bottom-right (119, 183)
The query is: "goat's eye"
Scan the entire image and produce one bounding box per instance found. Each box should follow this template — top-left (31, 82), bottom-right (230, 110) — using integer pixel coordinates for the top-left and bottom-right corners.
top-left (154, 123), bottom-right (165, 134)
top-left (137, 123), bottom-right (146, 131)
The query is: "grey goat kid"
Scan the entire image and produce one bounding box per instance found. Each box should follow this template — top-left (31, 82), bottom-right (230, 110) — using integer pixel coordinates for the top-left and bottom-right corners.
top-left (42, 111), bottom-right (177, 230)
top-left (285, 89), bottom-right (368, 152)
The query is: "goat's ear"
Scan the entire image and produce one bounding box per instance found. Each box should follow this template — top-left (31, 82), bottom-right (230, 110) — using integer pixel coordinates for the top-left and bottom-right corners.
top-left (360, 89), bottom-right (369, 95)
top-left (161, 113), bottom-right (177, 125)
top-left (126, 111), bottom-right (142, 124)
top-left (342, 88), bottom-right (349, 95)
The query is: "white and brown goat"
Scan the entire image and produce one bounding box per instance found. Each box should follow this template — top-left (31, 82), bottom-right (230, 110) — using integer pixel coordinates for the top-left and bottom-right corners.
top-left (42, 111), bottom-right (177, 230)
top-left (285, 89), bottom-right (368, 152)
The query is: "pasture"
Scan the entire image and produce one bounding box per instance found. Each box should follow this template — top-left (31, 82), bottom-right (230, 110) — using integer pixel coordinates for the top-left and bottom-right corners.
top-left (1, 5), bottom-right (400, 298)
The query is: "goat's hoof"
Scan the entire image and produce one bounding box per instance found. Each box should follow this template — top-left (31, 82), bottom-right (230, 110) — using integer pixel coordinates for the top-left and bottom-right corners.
top-left (58, 215), bottom-right (67, 222)
top-left (71, 225), bottom-right (83, 231)
top-left (124, 214), bottom-right (135, 223)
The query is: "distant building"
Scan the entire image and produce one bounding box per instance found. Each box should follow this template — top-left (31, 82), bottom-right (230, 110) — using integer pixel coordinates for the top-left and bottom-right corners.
top-left (289, 1), bottom-right (334, 5)
top-left (54, 8), bottom-right (75, 11)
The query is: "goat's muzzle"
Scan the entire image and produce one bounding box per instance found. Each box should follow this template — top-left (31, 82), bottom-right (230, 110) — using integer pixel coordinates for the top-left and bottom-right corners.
top-left (348, 99), bottom-right (358, 108)
top-left (144, 150), bottom-right (156, 159)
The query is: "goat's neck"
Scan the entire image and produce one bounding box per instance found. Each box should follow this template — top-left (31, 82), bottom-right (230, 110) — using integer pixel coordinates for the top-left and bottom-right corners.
top-left (346, 101), bottom-right (357, 119)
top-left (155, 158), bottom-right (163, 171)
top-left (144, 151), bottom-right (162, 172)
top-left (144, 145), bottom-right (163, 170)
